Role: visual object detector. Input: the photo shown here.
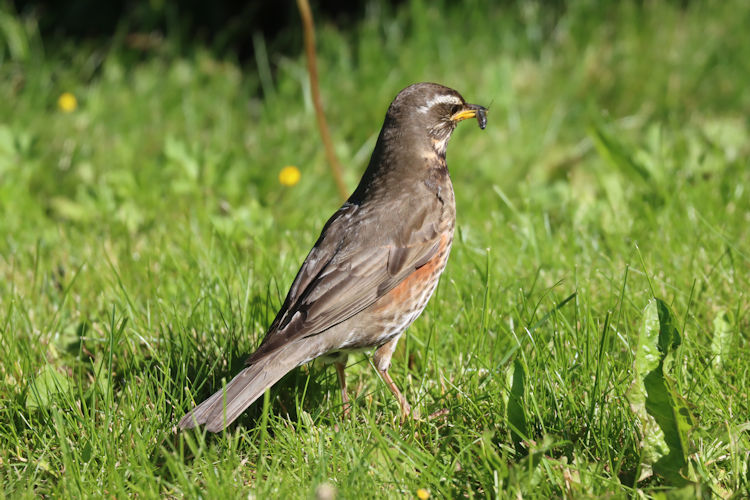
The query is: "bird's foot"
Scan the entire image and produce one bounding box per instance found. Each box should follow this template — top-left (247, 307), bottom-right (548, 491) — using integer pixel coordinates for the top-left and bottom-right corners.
top-left (427, 408), bottom-right (449, 420)
top-left (399, 400), bottom-right (413, 423)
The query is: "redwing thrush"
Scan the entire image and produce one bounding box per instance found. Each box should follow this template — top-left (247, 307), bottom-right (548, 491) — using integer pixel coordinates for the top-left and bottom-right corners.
top-left (180, 82), bottom-right (487, 432)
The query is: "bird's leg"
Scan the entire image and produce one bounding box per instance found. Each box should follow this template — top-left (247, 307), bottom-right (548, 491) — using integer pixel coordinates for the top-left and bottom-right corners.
top-left (378, 368), bottom-right (411, 421)
top-left (373, 336), bottom-right (413, 421)
top-left (334, 361), bottom-right (351, 418)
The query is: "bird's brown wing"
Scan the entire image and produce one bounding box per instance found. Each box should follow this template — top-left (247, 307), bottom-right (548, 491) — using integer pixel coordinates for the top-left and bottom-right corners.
top-left (248, 197), bottom-right (442, 361)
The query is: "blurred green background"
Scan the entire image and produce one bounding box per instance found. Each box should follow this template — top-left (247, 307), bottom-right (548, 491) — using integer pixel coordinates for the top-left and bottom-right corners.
top-left (1, 0), bottom-right (748, 497)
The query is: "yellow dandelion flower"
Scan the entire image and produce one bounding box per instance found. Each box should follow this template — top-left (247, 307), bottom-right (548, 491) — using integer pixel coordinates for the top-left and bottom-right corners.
top-left (58, 92), bottom-right (78, 112)
top-left (416, 488), bottom-right (430, 500)
top-left (279, 165), bottom-right (301, 187)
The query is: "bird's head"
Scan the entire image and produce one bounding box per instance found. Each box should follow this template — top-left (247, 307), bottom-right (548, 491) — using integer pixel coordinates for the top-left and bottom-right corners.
top-left (384, 82), bottom-right (487, 156)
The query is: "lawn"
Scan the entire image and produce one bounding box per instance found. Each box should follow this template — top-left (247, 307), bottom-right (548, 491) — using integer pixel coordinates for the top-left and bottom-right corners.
top-left (1, 0), bottom-right (748, 497)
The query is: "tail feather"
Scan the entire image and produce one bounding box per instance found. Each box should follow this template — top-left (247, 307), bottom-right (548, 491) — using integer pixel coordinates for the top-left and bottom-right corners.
top-left (179, 346), bottom-right (307, 432)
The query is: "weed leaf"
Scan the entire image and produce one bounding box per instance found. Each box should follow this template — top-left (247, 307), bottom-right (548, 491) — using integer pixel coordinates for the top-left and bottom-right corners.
top-left (710, 310), bottom-right (732, 369)
top-left (507, 358), bottom-right (528, 451)
top-left (629, 298), bottom-right (692, 484)
top-left (26, 365), bottom-right (71, 410)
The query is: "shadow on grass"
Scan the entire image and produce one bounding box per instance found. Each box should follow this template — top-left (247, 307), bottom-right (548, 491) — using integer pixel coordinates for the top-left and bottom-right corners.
top-left (161, 315), bottom-right (339, 437)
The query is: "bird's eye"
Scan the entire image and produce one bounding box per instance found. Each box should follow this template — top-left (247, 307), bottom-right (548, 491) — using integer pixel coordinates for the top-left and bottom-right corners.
top-left (449, 104), bottom-right (461, 115)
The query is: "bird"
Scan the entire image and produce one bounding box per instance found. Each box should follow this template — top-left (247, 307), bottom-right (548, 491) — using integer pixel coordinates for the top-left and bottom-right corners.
top-left (179, 82), bottom-right (487, 432)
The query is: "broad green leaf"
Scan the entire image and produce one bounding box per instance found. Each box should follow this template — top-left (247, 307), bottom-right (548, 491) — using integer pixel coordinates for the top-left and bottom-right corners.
top-left (655, 299), bottom-right (681, 355)
top-left (81, 440), bottom-right (93, 463)
top-left (710, 310), bottom-right (732, 369)
top-left (26, 365), bottom-right (71, 409)
top-left (644, 360), bottom-right (691, 484)
top-left (628, 298), bottom-right (692, 485)
top-left (629, 300), bottom-right (669, 466)
top-left (634, 298), bottom-right (661, 375)
top-left (506, 358), bottom-right (528, 450)
top-left (652, 482), bottom-right (710, 499)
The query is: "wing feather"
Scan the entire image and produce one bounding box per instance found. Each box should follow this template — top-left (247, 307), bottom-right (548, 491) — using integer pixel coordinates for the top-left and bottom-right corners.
top-left (248, 195), bottom-right (443, 362)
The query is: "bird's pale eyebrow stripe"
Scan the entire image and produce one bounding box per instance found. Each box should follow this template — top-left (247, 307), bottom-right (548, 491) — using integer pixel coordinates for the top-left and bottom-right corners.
top-left (417, 94), bottom-right (463, 114)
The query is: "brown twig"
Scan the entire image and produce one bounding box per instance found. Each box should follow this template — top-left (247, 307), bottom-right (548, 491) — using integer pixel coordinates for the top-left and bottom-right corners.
top-left (296, 0), bottom-right (349, 201)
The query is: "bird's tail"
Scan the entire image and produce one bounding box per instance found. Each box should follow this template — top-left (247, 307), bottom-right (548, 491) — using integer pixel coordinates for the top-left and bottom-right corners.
top-left (178, 345), bottom-right (308, 432)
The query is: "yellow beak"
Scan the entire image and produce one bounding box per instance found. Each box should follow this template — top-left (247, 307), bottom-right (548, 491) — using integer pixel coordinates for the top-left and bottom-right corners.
top-left (450, 109), bottom-right (477, 122)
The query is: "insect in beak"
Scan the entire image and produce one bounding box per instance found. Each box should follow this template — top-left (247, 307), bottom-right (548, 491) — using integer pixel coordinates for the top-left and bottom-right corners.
top-left (450, 104), bottom-right (488, 130)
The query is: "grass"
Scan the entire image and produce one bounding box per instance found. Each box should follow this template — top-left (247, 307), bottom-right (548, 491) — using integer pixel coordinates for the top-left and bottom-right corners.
top-left (1, 0), bottom-right (749, 497)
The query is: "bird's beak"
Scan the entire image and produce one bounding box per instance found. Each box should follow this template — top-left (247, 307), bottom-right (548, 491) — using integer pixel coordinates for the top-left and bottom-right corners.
top-left (450, 103), bottom-right (488, 129)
